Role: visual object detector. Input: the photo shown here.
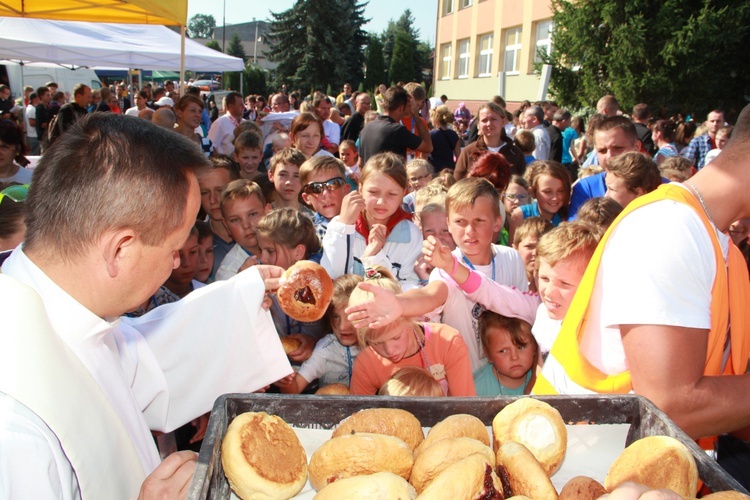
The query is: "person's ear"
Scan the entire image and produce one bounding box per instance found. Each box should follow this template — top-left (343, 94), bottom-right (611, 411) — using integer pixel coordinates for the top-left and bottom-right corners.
top-left (301, 191), bottom-right (312, 205)
top-left (268, 170), bottom-right (274, 182)
top-left (634, 187), bottom-right (645, 197)
top-left (292, 244), bottom-right (307, 262)
top-left (100, 228), bottom-right (138, 278)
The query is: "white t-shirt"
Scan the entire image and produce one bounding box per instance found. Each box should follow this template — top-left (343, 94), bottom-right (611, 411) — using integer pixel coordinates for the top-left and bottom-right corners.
top-left (297, 334), bottom-right (361, 387)
top-left (0, 165), bottom-right (34, 185)
top-left (531, 303), bottom-right (561, 360)
top-left (125, 107), bottom-right (141, 117)
top-left (25, 104), bottom-right (37, 138)
top-left (579, 194), bottom-right (727, 375)
top-left (430, 245), bottom-right (528, 372)
top-left (323, 119), bottom-right (340, 146)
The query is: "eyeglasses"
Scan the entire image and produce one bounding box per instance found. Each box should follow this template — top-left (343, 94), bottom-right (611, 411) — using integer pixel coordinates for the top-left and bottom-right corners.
top-left (409, 173), bottom-right (431, 184)
top-left (303, 177), bottom-right (346, 195)
top-left (0, 184), bottom-right (29, 203)
top-left (503, 193), bottom-right (529, 202)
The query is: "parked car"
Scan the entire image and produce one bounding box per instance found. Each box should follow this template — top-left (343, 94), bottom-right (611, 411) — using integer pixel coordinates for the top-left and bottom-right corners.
top-left (192, 79), bottom-right (221, 91)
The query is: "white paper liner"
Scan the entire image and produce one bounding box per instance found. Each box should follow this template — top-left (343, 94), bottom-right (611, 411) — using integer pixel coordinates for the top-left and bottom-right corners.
top-left (229, 422), bottom-right (630, 499)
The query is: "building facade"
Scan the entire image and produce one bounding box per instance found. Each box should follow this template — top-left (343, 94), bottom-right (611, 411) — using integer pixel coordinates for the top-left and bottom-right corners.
top-left (433, 0), bottom-right (553, 113)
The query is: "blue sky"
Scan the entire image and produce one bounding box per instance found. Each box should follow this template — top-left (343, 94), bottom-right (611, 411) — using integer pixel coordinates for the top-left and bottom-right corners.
top-left (187, 0), bottom-right (438, 44)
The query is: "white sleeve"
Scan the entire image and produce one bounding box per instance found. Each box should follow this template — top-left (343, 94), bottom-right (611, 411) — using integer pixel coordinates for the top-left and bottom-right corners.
top-left (120, 267), bottom-right (292, 432)
top-left (320, 217), bottom-right (355, 279)
top-left (599, 200), bottom-right (715, 329)
top-left (0, 394), bottom-right (80, 500)
top-left (296, 337), bottom-right (331, 383)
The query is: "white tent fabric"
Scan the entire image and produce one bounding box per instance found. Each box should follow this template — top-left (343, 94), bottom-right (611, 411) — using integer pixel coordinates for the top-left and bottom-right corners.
top-left (0, 17), bottom-right (244, 72)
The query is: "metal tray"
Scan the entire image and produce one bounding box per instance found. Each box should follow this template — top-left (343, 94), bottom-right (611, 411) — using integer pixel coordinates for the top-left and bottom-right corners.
top-left (188, 394), bottom-right (747, 498)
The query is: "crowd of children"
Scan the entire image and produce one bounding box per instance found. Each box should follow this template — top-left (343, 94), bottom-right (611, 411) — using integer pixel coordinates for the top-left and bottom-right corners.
top-left (5, 90), bottom-right (750, 466)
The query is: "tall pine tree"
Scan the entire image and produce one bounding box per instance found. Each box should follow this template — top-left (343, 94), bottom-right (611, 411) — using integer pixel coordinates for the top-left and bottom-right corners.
top-left (388, 29), bottom-right (415, 84)
top-left (268, 0), bottom-right (368, 92)
top-left (365, 34), bottom-right (386, 90)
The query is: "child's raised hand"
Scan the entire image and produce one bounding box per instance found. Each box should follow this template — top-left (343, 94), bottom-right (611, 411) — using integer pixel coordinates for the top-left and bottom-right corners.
top-left (339, 191), bottom-right (365, 225)
top-left (422, 235), bottom-right (455, 272)
top-left (345, 281), bottom-right (403, 329)
top-left (286, 334), bottom-right (316, 363)
top-left (362, 223), bottom-right (386, 257)
top-left (239, 255), bottom-right (259, 272)
top-left (414, 254), bottom-right (433, 281)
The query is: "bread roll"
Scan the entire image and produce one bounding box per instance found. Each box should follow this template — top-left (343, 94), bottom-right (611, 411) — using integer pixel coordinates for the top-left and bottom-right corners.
top-left (410, 437), bottom-right (495, 493)
top-left (558, 476), bottom-right (606, 500)
top-left (315, 383), bottom-right (350, 395)
top-left (604, 436), bottom-right (698, 497)
top-left (281, 336), bottom-right (301, 355)
top-left (333, 408), bottom-right (424, 451)
top-left (496, 441), bottom-right (559, 500)
top-left (277, 261), bottom-right (334, 322)
top-left (308, 433), bottom-right (414, 491)
top-left (221, 412), bottom-right (307, 500)
top-left (701, 492), bottom-right (750, 499)
top-left (415, 453), bottom-right (503, 500)
top-left (313, 471), bottom-right (417, 500)
top-left (415, 414), bottom-right (490, 456)
top-left (492, 398), bottom-right (567, 476)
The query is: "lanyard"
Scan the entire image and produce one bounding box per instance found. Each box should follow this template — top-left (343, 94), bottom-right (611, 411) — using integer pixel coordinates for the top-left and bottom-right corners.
top-left (461, 251), bottom-right (496, 281)
top-left (346, 346), bottom-right (353, 383)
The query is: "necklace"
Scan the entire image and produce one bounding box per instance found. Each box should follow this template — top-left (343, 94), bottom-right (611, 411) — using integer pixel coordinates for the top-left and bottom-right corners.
top-left (684, 180), bottom-right (717, 228)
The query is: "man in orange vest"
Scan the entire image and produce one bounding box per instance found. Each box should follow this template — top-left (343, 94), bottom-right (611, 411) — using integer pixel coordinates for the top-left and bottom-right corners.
top-left (534, 105), bottom-right (750, 485)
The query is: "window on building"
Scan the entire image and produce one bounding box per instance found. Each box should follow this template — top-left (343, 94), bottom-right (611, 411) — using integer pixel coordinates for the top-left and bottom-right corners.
top-left (504, 28), bottom-right (522, 75)
top-left (478, 34), bottom-right (493, 77)
top-left (443, 0), bottom-right (454, 15)
top-left (458, 39), bottom-right (470, 78)
top-left (534, 20), bottom-right (553, 66)
top-left (460, 0), bottom-right (473, 8)
top-left (441, 43), bottom-right (452, 80)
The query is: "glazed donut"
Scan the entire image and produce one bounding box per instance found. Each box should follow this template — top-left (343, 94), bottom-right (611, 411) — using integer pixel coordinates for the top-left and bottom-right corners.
top-left (277, 261), bottom-right (334, 322)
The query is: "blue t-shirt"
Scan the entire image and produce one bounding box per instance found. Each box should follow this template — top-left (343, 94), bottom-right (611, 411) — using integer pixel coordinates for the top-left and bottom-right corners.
top-left (519, 200), bottom-right (563, 226)
top-left (473, 364), bottom-right (532, 396)
top-left (569, 171), bottom-right (607, 218)
top-left (561, 127), bottom-right (579, 164)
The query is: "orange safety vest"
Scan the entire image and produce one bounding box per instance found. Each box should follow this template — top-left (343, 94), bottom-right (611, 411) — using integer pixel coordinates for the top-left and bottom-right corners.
top-left (534, 184), bottom-right (750, 399)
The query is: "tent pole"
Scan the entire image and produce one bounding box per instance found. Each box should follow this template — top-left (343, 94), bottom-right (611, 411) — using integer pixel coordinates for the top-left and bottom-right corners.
top-left (180, 26), bottom-right (186, 96)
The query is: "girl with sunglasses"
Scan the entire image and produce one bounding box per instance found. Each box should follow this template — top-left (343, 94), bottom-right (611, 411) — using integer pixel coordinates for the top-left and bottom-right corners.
top-left (320, 152), bottom-right (423, 290)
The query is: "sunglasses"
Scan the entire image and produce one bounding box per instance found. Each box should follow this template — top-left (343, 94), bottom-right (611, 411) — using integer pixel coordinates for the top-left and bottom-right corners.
top-left (303, 177), bottom-right (346, 195)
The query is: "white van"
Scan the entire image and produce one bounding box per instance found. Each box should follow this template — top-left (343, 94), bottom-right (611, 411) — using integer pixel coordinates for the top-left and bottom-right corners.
top-left (1, 64), bottom-right (102, 99)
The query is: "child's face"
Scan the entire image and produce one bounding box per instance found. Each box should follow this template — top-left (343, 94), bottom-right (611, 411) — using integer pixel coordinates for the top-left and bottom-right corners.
top-left (514, 235), bottom-right (539, 275)
top-left (361, 172), bottom-right (406, 226)
top-left (195, 235), bottom-right (214, 283)
top-left (503, 183), bottom-right (530, 215)
top-left (486, 328), bottom-right (536, 385)
top-left (421, 210), bottom-right (456, 251)
top-left (169, 233), bottom-right (200, 286)
top-left (448, 196), bottom-right (502, 261)
top-left (272, 136), bottom-right (292, 153)
top-left (269, 162), bottom-right (302, 203)
top-left (407, 165), bottom-right (432, 192)
top-left (293, 122), bottom-right (322, 158)
top-left (233, 148), bottom-right (262, 178)
top-left (368, 321), bottom-right (414, 364)
top-left (257, 236), bottom-right (303, 270)
top-left (716, 132), bottom-right (730, 150)
top-left (330, 304), bottom-right (358, 347)
top-left (537, 256), bottom-right (586, 321)
top-left (301, 170), bottom-right (350, 220)
top-left (198, 169), bottom-right (232, 221)
top-left (534, 174), bottom-right (567, 219)
top-left (339, 145), bottom-right (358, 167)
top-left (223, 195), bottom-right (266, 252)
top-left (605, 173), bottom-right (640, 209)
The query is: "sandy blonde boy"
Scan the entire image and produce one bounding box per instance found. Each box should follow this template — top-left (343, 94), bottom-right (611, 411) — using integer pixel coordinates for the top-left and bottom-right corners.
top-left (299, 155), bottom-right (351, 241)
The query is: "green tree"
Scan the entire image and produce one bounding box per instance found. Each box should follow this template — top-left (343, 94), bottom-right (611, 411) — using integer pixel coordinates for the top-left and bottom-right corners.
top-left (388, 29), bottom-right (415, 84)
top-left (365, 34), bottom-right (386, 90)
top-left (187, 14), bottom-right (216, 39)
top-left (267, 0), bottom-right (369, 92)
top-left (544, 0), bottom-right (750, 118)
top-left (225, 33), bottom-right (247, 91)
top-left (244, 65), bottom-right (268, 96)
top-left (205, 40), bottom-right (222, 52)
top-left (381, 10), bottom-right (428, 84)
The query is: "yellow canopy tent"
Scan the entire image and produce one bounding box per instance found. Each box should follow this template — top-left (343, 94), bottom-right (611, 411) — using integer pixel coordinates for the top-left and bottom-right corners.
top-left (0, 0), bottom-right (185, 26)
top-left (0, 0), bottom-right (189, 91)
